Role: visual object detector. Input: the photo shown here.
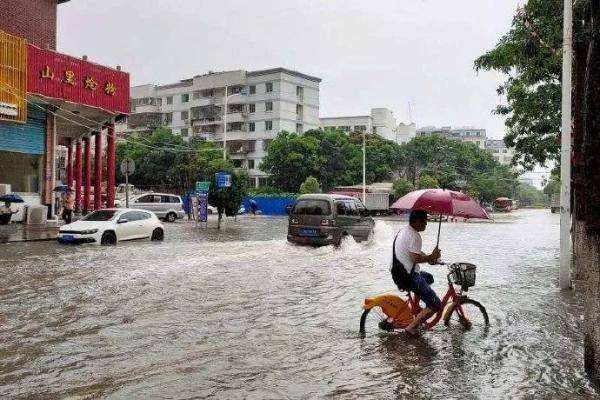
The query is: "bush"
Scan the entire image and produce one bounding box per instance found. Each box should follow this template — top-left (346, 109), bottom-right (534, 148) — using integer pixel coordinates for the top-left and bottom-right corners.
top-left (418, 175), bottom-right (439, 189)
top-left (299, 176), bottom-right (321, 194)
top-left (392, 178), bottom-right (414, 199)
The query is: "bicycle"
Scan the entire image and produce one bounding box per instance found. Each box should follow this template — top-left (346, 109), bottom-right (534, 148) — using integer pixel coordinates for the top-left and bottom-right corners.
top-left (359, 262), bottom-right (489, 335)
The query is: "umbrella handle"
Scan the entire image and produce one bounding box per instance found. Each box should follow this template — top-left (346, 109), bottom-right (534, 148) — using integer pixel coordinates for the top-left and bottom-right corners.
top-left (436, 213), bottom-right (442, 248)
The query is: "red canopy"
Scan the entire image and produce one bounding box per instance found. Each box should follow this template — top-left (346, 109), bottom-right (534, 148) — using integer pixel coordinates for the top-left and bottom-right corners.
top-left (390, 189), bottom-right (490, 219)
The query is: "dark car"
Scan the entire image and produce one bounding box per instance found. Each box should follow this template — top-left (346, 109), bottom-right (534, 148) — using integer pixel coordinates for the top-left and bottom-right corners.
top-left (287, 194), bottom-right (375, 246)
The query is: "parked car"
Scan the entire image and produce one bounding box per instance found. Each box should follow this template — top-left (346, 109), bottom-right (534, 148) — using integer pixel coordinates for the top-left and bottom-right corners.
top-left (131, 193), bottom-right (186, 222)
top-left (58, 208), bottom-right (164, 245)
top-left (287, 194), bottom-right (375, 246)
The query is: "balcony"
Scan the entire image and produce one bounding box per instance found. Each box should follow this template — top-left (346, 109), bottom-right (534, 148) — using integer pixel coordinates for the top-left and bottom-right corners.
top-left (227, 140), bottom-right (256, 155)
top-left (191, 116), bottom-right (223, 126)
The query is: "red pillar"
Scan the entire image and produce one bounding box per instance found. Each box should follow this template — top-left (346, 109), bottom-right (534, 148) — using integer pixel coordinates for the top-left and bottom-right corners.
top-left (74, 139), bottom-right (82, 212)
top-left (94, 130), bottom-right (103, 210)
top-left (83, 136), bottom-right (91, 213)
top-left (66, 138), bottom-right (73, 188)
top-left (106, 123), bottom-right (116, 208)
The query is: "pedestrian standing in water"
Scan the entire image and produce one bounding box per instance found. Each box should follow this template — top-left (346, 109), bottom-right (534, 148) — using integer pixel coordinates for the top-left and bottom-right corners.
top-left (249, 199), bottom-right (258, 217)
top-left (62, 189), bottom-right (74, 224)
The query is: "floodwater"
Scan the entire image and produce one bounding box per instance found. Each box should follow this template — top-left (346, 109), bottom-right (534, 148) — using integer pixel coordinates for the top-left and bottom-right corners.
top-left (0, 210), bottom-right (597, 399)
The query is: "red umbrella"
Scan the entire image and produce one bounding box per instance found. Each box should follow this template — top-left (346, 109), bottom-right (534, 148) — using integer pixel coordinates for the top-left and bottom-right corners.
top-left (390, 189), bottom-right (490, 246)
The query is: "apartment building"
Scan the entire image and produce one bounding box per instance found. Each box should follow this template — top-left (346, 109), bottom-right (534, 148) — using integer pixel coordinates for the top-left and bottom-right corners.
top-left (417, 126), bottom-right (487, 149)
top-left (485, 139), bottom-right (514, 166)
top-left (319, 107), bottom-right (414, 143)
top-left (116, 68), bottom-right (321, 187)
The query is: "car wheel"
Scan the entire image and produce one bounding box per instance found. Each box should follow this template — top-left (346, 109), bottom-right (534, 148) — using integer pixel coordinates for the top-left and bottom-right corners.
top-left (100, 231), bottom-right (117, 246)
top-left (151, 228), bottom-right (164, 241)
top-left (165, 212), bottom-right (177, 223)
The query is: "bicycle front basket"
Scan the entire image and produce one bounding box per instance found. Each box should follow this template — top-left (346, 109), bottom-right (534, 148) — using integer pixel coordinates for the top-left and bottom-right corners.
top-left (451, 263), bottom-right (477, 289)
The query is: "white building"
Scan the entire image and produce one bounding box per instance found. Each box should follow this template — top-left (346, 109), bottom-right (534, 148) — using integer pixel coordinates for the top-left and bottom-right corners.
top-left (116, 68), bottom-right (321, 187)
top-left (485, 139), bottom-right (513, 166)
top-left (319, 107), bottom-right (414, 143)
top-left (417, 126), bottom-right (487, 149)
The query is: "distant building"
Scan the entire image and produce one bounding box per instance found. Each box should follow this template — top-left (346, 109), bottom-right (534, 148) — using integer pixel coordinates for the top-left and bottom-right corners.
top-left (116, 68), bottom-right (321, 187)
top-left (320, 108), bottom-right (415, 143)
top-left (417, 126), bottom-right (487, 149)
top-left (485, 139), bottom-right (513, 166)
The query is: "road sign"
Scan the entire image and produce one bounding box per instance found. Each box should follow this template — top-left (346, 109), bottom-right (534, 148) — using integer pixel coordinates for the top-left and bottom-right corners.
top-left (120, 158), bottom-right (135, 175)
top-left (196, 181), bottom-right (211, 193)
top-left (216, 172), bottom-right (232, 188)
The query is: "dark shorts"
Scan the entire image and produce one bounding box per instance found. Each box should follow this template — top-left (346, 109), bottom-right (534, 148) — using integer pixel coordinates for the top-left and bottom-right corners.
top-left (410, 271), bottom-right (442, 311)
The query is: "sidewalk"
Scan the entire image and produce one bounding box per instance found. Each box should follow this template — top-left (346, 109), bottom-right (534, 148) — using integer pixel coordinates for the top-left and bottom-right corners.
top-left (0, 223), bottom-right (59, 243)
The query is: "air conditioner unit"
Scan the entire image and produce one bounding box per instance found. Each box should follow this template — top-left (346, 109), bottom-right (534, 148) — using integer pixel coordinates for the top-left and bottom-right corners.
top-left (0, 184), bottom-right (11, 195)
top-left (26, 205), bottom-right (48, 225)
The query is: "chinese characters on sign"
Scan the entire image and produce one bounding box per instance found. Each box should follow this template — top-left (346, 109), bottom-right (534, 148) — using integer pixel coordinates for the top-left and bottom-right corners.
top-left (38, 65), bottom-right (116, 95)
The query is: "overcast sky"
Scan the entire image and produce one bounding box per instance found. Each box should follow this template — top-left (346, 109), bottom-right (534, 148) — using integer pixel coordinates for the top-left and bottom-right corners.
top-left (57, 0), bottom-right (521, 139)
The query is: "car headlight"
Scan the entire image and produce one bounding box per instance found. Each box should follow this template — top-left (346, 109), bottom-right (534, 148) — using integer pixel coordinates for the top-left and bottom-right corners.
top-left (78, 229), bottom-right (99, 234)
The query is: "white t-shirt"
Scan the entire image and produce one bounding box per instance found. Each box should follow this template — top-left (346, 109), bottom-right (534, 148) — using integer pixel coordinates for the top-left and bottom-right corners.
top-left (394, 225), bottom-right (423, 274)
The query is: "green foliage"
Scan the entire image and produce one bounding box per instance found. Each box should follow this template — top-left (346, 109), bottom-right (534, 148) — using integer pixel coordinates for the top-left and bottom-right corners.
top-left (543, 176), bottom-right (560, 197)
top-left (208, 165), bottom-right (249, 225)
top-left (260, 129), bottom-right (403, 192)
top-left (474, 0), bottom-right (590, 170)
top-left (515, 183), bottom-right (545, 207)
top-left (116, 127), bottom-right (222, 191)
top-left (299, 176), bottom-right (321, 194)
top-left (392, 178), bottom-right (414, 199)
top-left (418, 175), bottom-right (439, 189)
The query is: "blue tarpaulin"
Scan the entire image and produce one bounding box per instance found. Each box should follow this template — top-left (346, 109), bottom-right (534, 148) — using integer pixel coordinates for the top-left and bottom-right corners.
top-left (242, 196), bottom-right (297, 216)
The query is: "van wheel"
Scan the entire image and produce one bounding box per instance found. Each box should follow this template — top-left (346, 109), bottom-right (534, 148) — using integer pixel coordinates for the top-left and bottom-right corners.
top-left (101, 231), bottom-right (117, 246)
top-left (165, 212), bottom-right (177, 223)
top-left (151, 228), bottom-right (164, 241)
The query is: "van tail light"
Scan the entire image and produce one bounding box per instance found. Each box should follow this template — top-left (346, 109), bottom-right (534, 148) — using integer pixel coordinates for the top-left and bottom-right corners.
top-left (321, 219), bottom-right (334, 226)
top-left (291, 218), bottom-right (299, 225)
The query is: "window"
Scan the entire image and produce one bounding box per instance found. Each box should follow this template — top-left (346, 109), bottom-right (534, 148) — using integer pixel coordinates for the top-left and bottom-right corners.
top-left (157, 98), bottom-right (162, 107)
top-left (249, 122), bottom-right (255, 132)
top-left (120, 211), bottom-right (139, 222)
top-left (354, 125), bottom-right (367, 133)
top-left (258, 177), bottom-right (269, 187)
top-left (181, 111), bottom-right (188, 120)
top-left (248, 159), bottom-right (255, 169)
top-left (292, 200), bottom-right (331, 216)
top-left (262, 139), bottom-right (271, 151)
top-left (265, 120), bottom-right (273, 131)
top-left (265, 101), bottom-right (273, 112)
top-left (181, 93), bottom-right (189, 103)
top-left (181, 128), bottom-right (189, 136)
top-left (164, 113), bottom-right (173, 124)
top-left (232, 159), bottom-right (243, 168)
top-left (193, 91), bottom-right (201, 100)
top-left (296, 123), bottom-right (303, 134)
top-left (249, 85), bottom-right (256, 94)
top-left (161, 195), bottom-right (180, 203)
top-left (136, 194), bottom-right (156, 203)
top-left (166, 96), bottom-right (173, 105)
top-left (265, 82), bottom-right (273, 93)
top-left (133, 211), bottom-right (151, 220)
top-left (296, 86), bottom-right (303, 96)
top-left (249, 103), bottom-right (256, 113)
top-left (82, 210), bottom-right (117, 221)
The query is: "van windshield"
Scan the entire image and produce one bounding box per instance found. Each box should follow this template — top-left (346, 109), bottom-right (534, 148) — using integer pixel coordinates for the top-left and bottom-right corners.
top-left (292, 200), bottom-right (331, 216)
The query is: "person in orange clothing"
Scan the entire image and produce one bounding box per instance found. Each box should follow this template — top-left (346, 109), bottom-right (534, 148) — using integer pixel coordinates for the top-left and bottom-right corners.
top-left (62, 189), bottom-right (75, 224)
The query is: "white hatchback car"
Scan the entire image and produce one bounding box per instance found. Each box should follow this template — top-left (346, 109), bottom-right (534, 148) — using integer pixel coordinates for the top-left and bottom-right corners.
top-left (58, 208), bottom-right (164, 245)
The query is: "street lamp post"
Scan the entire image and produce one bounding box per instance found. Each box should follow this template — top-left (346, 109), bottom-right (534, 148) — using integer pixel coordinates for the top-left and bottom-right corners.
top-left (363, 128), bottom-right (367, 204)
top-left (223, 85), bottom-right (228, 160)
top-left (559, 0), bottom-right (573, 289)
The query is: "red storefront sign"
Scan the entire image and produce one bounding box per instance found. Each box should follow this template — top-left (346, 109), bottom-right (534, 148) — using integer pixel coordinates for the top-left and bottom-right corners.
top-left (27, 44), bottom-right (130, 115)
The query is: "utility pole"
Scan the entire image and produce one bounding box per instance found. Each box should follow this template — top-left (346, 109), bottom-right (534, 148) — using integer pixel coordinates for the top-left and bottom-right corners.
top-left (223, 85), bottom-right (228, 160)
top-left (362, 128), bottom-right (367, 204)
top-left (559, 0), bottom-right (573, 289)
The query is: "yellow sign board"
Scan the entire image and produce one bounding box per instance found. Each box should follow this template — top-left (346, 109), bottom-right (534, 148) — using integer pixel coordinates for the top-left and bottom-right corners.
top-left (0, 30), bottom-right (27, 123)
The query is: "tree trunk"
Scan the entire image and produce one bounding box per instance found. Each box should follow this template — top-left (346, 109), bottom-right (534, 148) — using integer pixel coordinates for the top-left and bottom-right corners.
top-left (582, 0), bottom-right (600, 381)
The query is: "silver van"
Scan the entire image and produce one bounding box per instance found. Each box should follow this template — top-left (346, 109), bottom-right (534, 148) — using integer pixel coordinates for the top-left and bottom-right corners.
top-left (131, 193), bottom-right (185, 222)
top-left (287, 194), bottom-right (375, 246)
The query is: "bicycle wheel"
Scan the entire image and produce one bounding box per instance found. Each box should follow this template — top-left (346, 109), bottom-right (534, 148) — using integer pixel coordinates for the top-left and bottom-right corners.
top-left (359, 307), bottom-right (394, 336)
top-left (443, 298), bottom-right (489, 332)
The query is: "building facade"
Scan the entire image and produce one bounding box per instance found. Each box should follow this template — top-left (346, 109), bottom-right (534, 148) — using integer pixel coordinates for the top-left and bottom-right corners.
top-left (485, 139), bottom-right (513, 166)
top-left (417, 126), bottom-right (487, 149)
top-left (319, 107), bottom-right (414, 144)
top-left (117, 68), bottom-right (321, 187)
top-left (0, 1), bottom-right (130, 221)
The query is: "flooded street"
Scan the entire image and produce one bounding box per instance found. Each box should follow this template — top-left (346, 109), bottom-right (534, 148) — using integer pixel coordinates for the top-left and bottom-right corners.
top-left (0, 210), bottom-right (597, 399)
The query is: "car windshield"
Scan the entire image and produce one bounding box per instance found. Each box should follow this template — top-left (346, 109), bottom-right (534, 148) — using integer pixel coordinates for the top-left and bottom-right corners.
top-left (292, 200), bottom-right (331, 216)
top-left (82, 210), bottom-right (118, 221)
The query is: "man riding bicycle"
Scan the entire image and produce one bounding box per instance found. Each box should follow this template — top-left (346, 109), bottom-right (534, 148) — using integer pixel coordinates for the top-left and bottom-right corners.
top-left (391, 209), bottom-right (441, 335)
